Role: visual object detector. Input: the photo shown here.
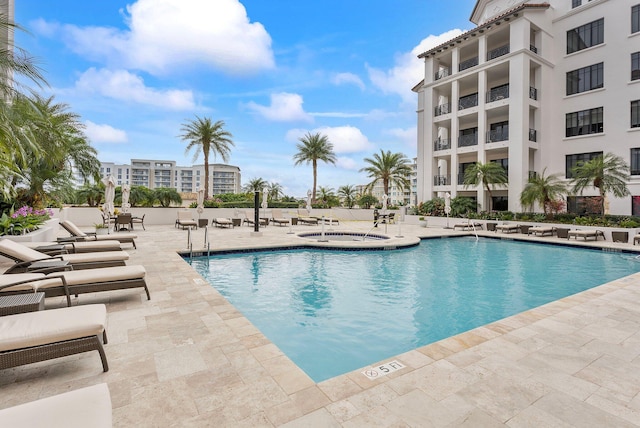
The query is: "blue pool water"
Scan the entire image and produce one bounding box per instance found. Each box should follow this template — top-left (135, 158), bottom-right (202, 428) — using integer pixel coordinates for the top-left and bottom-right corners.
top-left (189, 237), bottom-right (640, 382)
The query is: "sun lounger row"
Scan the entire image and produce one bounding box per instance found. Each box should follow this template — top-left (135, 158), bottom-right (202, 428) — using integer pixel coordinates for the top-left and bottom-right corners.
top-left (453, 222), bottom-right (483, 231)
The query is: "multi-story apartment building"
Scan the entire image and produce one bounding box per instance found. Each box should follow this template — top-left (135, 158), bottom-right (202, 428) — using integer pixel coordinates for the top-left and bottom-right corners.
top-left (95, 159), bottom-right (242, 194)
top-left (415, 0), bottom-right (640, 215)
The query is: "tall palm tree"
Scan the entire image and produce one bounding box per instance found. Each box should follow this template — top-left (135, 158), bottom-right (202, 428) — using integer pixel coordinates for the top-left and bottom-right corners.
top-left (520, 168), bottom-right (568, 215)
top-left (317, 186), bottom-right (336, 208)
top-left (360, 149), bottom-right (411, 196)
top-left (293, 132), bottom-right (336, 201)
top-left (180, 116), bottom-right (234, 200)
top-left (337, 184), bottom-right (357, 208)
top-left (571, 152), bottom-right (630, 219)
top-left (266, 182), bottom-right (283, 201)
top-left (243, 177), bottom-right (267, 193)
top-left (462, 161), bottom-right (508, 211)
top-left (152, 187), bottom-right (183, 207)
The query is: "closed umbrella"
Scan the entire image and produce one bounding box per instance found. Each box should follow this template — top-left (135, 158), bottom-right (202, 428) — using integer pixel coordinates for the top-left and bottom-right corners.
top-left (121, 184), bottom-right (131, 213)
top-left (382, 194), bottom-right (388, 212)
top-left (445, 192), bottom-right (452, 228)
top-left (196, 187), bottom-right (205, 219)
top-left (262, 187), bottom-right (268, 218)
top-left (102, 175), bottom-right (116, 217)
top-left (306, 189), bottom-right (312, 214)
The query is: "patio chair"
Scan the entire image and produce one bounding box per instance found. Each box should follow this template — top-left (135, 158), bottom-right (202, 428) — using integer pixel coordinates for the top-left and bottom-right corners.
top-left (0, 264), bottom-right (150, 306)
top-left (212, 218), bottom-right (234, 228)
top-left (115, 213), bottom-right (132, 231)
top-left (270, 209), bottom-right (290, 226)
top-left (0, 383), bottom-right (112, 428)
top-left (0, 239), bottom-right (129, 273)
top-left (0, 304), bottom-right (109, 372)
top-left (59, 220), bottom-right (137, 249)
top-left (175, 210), bottom-right (198, 229)
top-left (527, 226), bottom-right (556, 237)
top-left (131, 213), bottom-right (146, 230)
top-left (567, 229), bottom-right (605, 241)
top-left (634, 234), bottom-right (640, 245)
top-left (495, 223), bottom-right (519, 234)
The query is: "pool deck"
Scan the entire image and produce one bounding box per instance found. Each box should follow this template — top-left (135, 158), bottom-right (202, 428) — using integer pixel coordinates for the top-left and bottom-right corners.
top-left (2, 221), bottom-right (640, 427)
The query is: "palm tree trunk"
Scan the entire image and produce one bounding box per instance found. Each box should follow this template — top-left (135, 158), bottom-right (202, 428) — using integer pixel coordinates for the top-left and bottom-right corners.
top-left (312, 160), bottom-right (318, 201)
top-left (600, 188), bottom-right (606, 220)
top-left (485, 183), bottom-right (493, 211)
top-left (203, 150), bottom-right (210, 200)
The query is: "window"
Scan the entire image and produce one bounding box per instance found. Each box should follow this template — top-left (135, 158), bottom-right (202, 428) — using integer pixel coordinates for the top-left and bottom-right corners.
top-left (632, 100), bottom-right (640, 128)
top-left (566, 63), bottom-right (603, 95)
top-left (567, 18), bottom-right (604, 54)
top-left (565, 107), bottom-right (603, 137)
top-left (633, 4), bottom-right (640, 33)
top-left (566, 151), bottom-right (602, 178)
top-left (491, 158), bottom-right (509, 175)
top-left (488, 121), bottom-right (509, 142)
top-left (631, 148), bottom-right (640, 175)
top-left (633, 196), bottom-right (640, 216)
top-left (491, 196), bottom-right (508, 211)
top-left (567, 196), bottom-right (602, 215)
top-left (572, 0), bottom-right (594, 7)
top-left (632, 52), bottom-right (640, 81)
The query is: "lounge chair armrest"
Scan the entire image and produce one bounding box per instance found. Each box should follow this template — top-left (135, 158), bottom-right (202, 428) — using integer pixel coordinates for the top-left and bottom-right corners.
top-left (0, 278), bottom-right (42, 292)
top-left (57, 236), bottom-right (82, 243)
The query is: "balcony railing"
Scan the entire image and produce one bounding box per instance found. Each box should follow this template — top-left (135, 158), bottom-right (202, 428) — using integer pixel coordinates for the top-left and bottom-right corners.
top-left (487, 129), bottom-right (509, 143)
top-left (487, 44), bottom-right (510, 61)
top-left (529, 86), bottom-right (538, 100)
top-left (433, 175), bottom-right (450, 186)
top-left (486, 85), bottom-right (509, 103)
top-left (530, 44), bottom-right (538, 54)
top-left (458, 56), bottom-right (478, 72)
top-left (457, 173), bottom-right (466, 185)
top-left (434, 103), bottom-right (451, 116)
top-left (433, 138), bottom-right (451, 151)
top-left (458, 93), bottom-right (478, 110)
top-left (529, 171), bottom-right (538, 180)
top-left (434, 68), bottom-right (450, 80)
top-left (529, 129), bottom-right (537, 142)
top-left (458, 133), bottom-right (478, 147)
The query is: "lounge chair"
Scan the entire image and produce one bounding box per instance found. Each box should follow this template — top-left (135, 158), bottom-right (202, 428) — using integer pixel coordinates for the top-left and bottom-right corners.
top-left (243, 210), bottom-right (268, 227)
top-left (60, 220), bottom-right (137, 249)
top-left (634, 235), bottom-right (640, 245)
top-left (23, 240), bottom-right (123, 254)
top-left (212, 218), bottom-right (234, 228)
top-left (0, 304), bottom-right (109, 372)
top-left (0, 265), bottom-right (150, 306)
top-left (528, 226), bottom-right (556, 237)
top-left (567, 229), bottom-right (605, 241)
top-left (270, 209), bottom-right (290, 226)
top-left (495, 223), bottom-right (520, 233)
top-left (0, 383), bottom-right (112, 428)
top-left (0, 239), bottom-right (129, 273)
top-left (453, 221), bottom-right (483, 231)
top-left (175, 210), bottom-right (198, 229)
top-left (297, 209), bottom-right (319, 225)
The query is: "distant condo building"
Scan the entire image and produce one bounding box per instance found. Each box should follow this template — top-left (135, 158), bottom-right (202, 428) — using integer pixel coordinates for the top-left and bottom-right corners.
top-left (414, 0), bottom-right (640, 215)
top-left (94, 159), bottom-right (241, 194)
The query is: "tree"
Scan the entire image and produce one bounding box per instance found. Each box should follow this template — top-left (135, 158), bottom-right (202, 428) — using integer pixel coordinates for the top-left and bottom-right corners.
top-left (152, 187), bottom-right (182, 207)
top-left (75, 184), bottom-right (104, 207)
top-left (462, 161), bottom-right (508, 211)
top-left (180, 116), bottom-right (234, 200)
top-left (243, 177), bottom-right (268, 193)
top-left (337, 184), bottom-right (357, 208)
top-left (520, 168), bottom-right (568, 215)
top-left (360, 150), bottom-right (411, 196)
top-left (293, 132), bottom-right (336, 201)
top-left (357, 194), bottom-right (378, 209)
top-left (317, 186), bottom-right (337, 208)
top-left (129, 186), bottom-right (153, 207)
top-left (571, 152), bottom-right (630, 219)
top-left (266, 182), bottom-right (283, 201)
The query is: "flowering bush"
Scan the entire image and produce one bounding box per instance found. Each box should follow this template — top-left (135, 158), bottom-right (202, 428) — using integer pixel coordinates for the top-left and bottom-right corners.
top-left (0, 206), bottom-right (54, 236)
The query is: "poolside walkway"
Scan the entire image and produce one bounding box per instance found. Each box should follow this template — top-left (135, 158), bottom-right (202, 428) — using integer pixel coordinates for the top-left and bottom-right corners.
top-left (1, 221), bottom-right (640, 427)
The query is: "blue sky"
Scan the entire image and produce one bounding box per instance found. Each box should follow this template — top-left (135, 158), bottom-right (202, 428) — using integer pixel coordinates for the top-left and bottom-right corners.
top-left (14, 0), bottom-right (476, 197)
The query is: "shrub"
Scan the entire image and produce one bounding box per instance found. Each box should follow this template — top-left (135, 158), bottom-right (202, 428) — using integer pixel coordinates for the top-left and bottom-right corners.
top-left (0, 206), bottom-right (53, 236)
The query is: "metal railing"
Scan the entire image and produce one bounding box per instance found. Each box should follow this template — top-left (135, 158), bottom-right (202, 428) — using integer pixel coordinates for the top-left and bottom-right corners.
top-left (486, 85), bottom-right (509, 103)
top-left (486, 129), bottom-right (509, 143)
top-left (433, 175), bottom-right (450, 186)
top-left (458, 133), bottom-right (478, 147)
top-left (529, 86), bottom-right (538, 100)
top-left (458, 93), bottom-right (478, 110)
top-left (529, 171), bottom-right (538, 180)
top-left (529, 129), bottom-right (537, 142)
top-left (433, 138), bottom-right (451, 151)
top-left (435, 68), bottom-right (450, 80)
top-left (457, 173), bottom-right (466, 185)
top-left (458, 56), bottom-right (478, 72)
top-left (487, 44), bottom-right (510, 61)
top-left (434, 103), bottom-right (451, 116)
top-left (530, 44), bottom-right (538, 54)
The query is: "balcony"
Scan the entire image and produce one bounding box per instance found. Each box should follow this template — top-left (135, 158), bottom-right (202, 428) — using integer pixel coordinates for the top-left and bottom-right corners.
top-left (434, 103), bottom-right (451, 116)
top-left (487, 129), bottom-right (509, 143)
top-left (458, 93), bottom-right (478, 110)
top-left (530, 44), bottom-right (538, 54)
top-left (487, 44), bottom-right (510, 61)
top-left (458, 56), bottom-right (478, 72)
top-left (433, 175), bottom-right (450, 186)
top-left (529, 171), bottom-right (538, 180)
top-left (529, 86), bottom-right (538, 100)
top-left (457, 173), bottom-right (466, 185)
top-left (486, 85), bottom-right (509, 103)
top-left (433, 138), bottom-right (451, 151)
top-left (458, 133), bottom-right (478, 147)
top-left (434, 68), bottom-right (450, 80)
top-left (529, 129), bottom-right (537, 142)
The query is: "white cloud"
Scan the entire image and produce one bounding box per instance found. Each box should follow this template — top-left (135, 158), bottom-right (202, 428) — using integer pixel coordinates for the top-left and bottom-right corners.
top-left (386, 126), bottom-right (417, 149)
top-left (331, 72), bottom-right (365, 90)
top-left (286, 126), bottom-right (373, 154)
top-left (50, 0), bottom-right (274, 75)
top-left (336, 157), bottom-right (359, 170)
top-left (367, 29), bottom-right (464, 104)
top-left (245, 93), bottom-right (312, 122)
top-left (75, 68), bottom-right (195, 110)
top-left (85, 120), bottom-right (128, 143)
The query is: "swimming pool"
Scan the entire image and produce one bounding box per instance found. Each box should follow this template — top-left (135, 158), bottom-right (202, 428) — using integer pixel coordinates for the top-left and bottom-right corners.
top-left (189, 237), bottom-right (640, 382)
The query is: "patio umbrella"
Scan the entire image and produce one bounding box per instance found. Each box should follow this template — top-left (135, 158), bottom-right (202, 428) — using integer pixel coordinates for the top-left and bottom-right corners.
top-left (306, 189), bottom-right (312, 214)
top-left (262, 187), bottom-right (268, 218)
top-left (121, 184), bottom-right (131, 213)
top-left (444, 192), bottom-right (452, 215)
top-left (382, 194), bottom-right (388, 212)
top-left (102, 175), bottom-right (116, 217)
top-left (196, 187), bottom-right (205, 219)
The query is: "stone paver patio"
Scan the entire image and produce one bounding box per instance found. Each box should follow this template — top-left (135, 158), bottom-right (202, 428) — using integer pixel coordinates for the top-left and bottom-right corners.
top-left (1, 221), bottom-right (640, 427)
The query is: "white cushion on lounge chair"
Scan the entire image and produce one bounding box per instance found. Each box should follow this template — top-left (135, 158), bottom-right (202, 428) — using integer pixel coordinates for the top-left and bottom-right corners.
top-left (24, 240), bottom-right (122, 252)
top-left (0, 383), bottom-right (112, 428)
top-left (0, 273), bottom-right (62, 293)
top-left (0, 239), bottom-right (128, 264)
top-left (48, 265), bottom-right (145, 286)
top-left (0, 304), bottom-right (106, 352)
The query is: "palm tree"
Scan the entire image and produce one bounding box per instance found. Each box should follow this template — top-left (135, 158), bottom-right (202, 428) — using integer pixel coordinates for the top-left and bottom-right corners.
top-left (317, 186), bottom-right (336, 208)
top-left (293, 132), bottom-right (337, 201)
top-left (462, 161), bottom-right (508, 211)
top-left (266, 182), bottom-right (283, 201)
top-left (571, 152), bottom-right (630, 219)
top-left (243, 177), bottom-right (267, 193)
top-left (337, 184), bottom-right (357, 208)
top-left (152, 187), bottom-right (183, 207)
top-left (180, 116), bottom-right (234, 200)
top-left (75, 183), bottom-right (104, 207)
top-left (360, 150), bottom-right (411, 196)
top-left (520, 168), bottom-right (568, 215)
